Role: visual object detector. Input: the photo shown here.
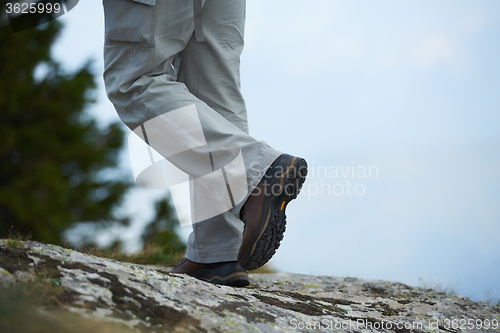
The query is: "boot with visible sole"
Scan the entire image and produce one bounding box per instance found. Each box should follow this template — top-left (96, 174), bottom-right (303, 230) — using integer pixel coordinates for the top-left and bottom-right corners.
top-left (238, 154), bottom-right (308, 270)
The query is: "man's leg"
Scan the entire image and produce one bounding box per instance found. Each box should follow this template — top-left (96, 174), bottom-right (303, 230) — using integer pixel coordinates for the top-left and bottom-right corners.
top-left (172, 0), bottom-right (308, 274)
top-left (178, 0), bottom-right (257, 265)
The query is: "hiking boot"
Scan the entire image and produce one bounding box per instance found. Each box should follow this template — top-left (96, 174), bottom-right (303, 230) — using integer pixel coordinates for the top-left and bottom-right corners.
top-left (169, 258), bottom-right (250, 287)
top-left (238, 154), bottom-right (308, 270)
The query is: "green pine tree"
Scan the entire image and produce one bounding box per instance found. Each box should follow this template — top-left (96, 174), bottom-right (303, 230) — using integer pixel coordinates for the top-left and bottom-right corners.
top-left (0, 18), bottom-right (131, 244)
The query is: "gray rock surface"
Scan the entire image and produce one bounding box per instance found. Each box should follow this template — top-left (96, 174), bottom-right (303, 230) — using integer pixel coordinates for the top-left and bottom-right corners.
top-left (1, 240), bottom-right (499, 332)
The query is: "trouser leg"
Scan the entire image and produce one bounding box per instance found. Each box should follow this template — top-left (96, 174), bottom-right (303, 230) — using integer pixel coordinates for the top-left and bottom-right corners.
top-left (102, 0), bottom-right (281, 262)
top-left (180, 0), bottom-right (248, 134)
top-left (181, 0), bottom-right (258, 263)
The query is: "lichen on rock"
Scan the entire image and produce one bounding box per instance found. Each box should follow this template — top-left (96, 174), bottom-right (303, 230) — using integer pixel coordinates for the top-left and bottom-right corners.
top-left (1, 240), bottom-right (499, 332)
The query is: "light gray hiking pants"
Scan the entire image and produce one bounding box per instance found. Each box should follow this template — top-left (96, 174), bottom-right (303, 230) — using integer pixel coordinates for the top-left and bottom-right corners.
top-left (102, 0), bottom-right (281, 263)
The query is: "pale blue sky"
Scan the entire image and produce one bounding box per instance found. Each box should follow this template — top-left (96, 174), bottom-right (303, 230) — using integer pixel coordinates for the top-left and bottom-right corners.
top-left (50, 0), bottom-right (500, 302)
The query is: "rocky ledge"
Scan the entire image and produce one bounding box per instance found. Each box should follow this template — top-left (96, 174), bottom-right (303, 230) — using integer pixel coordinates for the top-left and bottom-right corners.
top-left (1, 240), bottom-right (499, 332)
